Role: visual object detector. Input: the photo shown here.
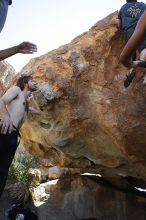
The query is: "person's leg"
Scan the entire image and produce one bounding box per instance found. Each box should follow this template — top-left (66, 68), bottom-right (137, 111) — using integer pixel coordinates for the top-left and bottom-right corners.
top-left (124, 28), bottom-right (136, 61)
top-left (123, 38), bottom-right (146, 87)
top-left (123, 28), bottom-right (138, 88)
top-left (0, 133), bottom-right (18, 198)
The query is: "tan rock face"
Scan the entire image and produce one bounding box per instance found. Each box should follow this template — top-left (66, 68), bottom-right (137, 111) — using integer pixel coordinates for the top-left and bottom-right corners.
top-left (20, 12), bottom-right (146, 183)
top-left (35, 175), bottom-right (146, 220)
top-left (0, 61), bottom-right (16, 90)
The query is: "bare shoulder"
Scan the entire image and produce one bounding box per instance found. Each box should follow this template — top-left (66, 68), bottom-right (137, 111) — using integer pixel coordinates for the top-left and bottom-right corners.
top-left (8, 85), bottom-right (21, 91)
top-left (1, 86), bottom-right (21, 102)
top-left (6, 86), bottom-right (21, 94)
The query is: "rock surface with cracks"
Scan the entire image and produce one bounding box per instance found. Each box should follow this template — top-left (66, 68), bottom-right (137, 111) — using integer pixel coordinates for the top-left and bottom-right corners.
top-left (0, 61), bottom-right (16, 93)
top-left (5, 12), bottom-right (146, 190)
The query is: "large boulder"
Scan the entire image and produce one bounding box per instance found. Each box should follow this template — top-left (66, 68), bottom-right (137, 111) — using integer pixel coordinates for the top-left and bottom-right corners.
top-left (19, 12), bottom-right (146, 187)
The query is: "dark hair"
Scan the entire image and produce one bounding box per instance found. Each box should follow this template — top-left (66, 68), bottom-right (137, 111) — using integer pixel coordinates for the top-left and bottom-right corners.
top-left (16, 75), bottom-right (32, 91)
top-left (126, 0), bottom-right (137, 2)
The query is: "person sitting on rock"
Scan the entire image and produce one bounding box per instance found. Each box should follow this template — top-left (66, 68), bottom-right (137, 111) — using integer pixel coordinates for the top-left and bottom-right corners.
top-left (0, 0), bottom-right (37, 61)
top-left (120, 10), bottom-right (146, 68)
top-left (0, 75), bottom-right (42, 198)
top-left (117, 0), bottom-right (146, 87)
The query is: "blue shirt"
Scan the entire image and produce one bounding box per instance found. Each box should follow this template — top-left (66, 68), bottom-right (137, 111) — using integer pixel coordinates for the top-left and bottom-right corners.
top-left (118, 2), bottom-right (146, 31)
top-left (0, 0), bottom-right (11, 32)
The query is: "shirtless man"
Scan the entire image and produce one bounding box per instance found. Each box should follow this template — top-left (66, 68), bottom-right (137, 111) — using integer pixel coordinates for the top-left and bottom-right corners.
top-left (0, 75), bottom-right (41, 197)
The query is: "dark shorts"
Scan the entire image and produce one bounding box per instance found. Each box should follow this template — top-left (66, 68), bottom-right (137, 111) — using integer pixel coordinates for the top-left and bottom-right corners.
top-left (0, 130), bottom-right (20, 197)
top-left (124, 28), bottom-right (146, 53)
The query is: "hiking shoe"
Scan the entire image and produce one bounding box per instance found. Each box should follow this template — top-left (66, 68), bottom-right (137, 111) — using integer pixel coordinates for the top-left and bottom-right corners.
top-left (124, 70), bottom-right (136, 88)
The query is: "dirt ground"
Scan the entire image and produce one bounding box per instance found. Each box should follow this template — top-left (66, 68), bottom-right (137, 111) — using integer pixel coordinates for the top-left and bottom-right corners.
top-left (0, 189), bottom-right (37, 220)
top-left (0, 190), bottom-right (13, 220)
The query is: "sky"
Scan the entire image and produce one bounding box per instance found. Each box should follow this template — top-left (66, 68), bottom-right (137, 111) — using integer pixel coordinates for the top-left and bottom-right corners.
top-left (1, 0), bottom-right (145, 72)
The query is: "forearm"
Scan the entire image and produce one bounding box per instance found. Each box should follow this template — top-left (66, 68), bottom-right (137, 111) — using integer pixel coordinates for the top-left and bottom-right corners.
top-left (0, 42), bottom-right (37, 60)
top-left (0, 100), bottom-right (14, 134)
top-left (0, 100), bottom-right (10, 118)
top-left (28, 96), bottom-right (42, 114)
top-left (120, 32), bottom-right (144, 67)
top-left (120, 11), bottom-right (146, 67)
top-left (0, 46), bottom-right (18, 61)
top-left (31, 99), bottom-right (40, 111)
top-left (29, 107), bottom-right (42, 114)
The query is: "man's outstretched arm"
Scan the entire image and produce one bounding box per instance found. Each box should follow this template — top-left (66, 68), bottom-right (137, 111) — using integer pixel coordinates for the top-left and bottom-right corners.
top-left (28, 94), bottom-right (42, 114)
top-left (120, 11), bottom-right (146, 67)
top-left (0, 41), bottom-right (37, 61)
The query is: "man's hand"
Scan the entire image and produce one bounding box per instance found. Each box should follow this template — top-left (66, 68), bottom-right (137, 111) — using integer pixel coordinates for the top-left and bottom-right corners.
top-left (16, 42), bottom-right (37, 54)
top-left (0, 42), bottom-right (37, 61)
top-left (0, 116), bottom-right (15, 134)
